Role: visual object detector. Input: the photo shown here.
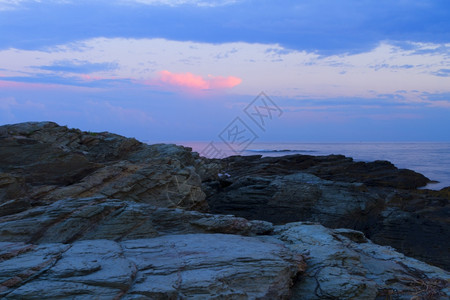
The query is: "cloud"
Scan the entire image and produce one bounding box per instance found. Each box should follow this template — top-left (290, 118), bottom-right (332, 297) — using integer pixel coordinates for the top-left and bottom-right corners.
top-left (432, 69), bottom-right (450, 77)
top-left (0, 0), bottom-right (33, 11)
top-left (0, 0), bottom-right (68, 11)
top-left (0, 37), bottom-right (448, 102)
top-left (122, 0), bottom-right (238, 7)
top-left (0, 76), bottom-right (103, 89)
top-left (0, 80), bottom-right (60, 89)
top-left (37, 60), bottom-right (118, 74)
top-left (158, 70), bottom-right (241, 90)
top-left (1, 0), bottom-right (449, 54)
top-left (0, 78), bottom-right (105, 91)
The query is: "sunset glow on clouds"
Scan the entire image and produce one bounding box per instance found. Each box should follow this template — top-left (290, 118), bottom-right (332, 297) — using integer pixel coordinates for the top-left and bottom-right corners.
top-left (0, 0), bottom-right (449, 142)
top-left (158, 70), bottom-right (241, 90)
top-left (0, 38), bottom-right (447, 103)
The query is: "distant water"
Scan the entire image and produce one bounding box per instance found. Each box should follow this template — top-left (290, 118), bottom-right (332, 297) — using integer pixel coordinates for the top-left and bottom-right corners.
top-left (174, 142), bottom-right (450, 190)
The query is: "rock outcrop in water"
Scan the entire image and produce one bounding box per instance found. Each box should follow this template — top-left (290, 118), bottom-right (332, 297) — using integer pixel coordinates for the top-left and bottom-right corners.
top-left (205, 155), bottom-right (450, 270)
top-left (0, 122), bottom-right (448, 299)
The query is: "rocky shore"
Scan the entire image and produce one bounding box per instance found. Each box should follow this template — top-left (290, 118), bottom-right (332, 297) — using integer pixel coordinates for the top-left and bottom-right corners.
top-left (0, 122), bottom-right (449, 299)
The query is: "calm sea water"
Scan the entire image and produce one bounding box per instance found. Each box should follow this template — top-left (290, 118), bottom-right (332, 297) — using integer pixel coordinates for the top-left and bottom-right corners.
top-left (174, 142), bottom-right (450, 190)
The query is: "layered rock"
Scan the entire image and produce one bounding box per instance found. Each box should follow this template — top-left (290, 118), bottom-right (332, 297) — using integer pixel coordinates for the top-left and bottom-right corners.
top-left (1, 235), bottom-right (303, 299)
top-left (217, 154), bottom-right (430, 189)
top-left (0, 121), bottom-right (209, 212)
top-left (0, 196), bottom-right (273, 244)
top-left (0, 198), bottom-right (447, 299)
top-left (205, 155), bottom-right (450, 270)
top-left (0, 121), bottom-right (449, 299)
top-left (276, 222), bottom-right (449, 299)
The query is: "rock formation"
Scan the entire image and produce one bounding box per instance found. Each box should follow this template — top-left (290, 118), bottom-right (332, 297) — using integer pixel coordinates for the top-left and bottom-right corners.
top-left (205, 155), bottom-right (450, 270)
top-left (0, 121), bottom-right (207, 212)
top-left (0, 122), bottom-right (448, 299)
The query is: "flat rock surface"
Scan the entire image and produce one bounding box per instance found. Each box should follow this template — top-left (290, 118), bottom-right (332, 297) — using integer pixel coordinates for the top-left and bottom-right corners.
top-left (0, 234), bottom-right (304, 299)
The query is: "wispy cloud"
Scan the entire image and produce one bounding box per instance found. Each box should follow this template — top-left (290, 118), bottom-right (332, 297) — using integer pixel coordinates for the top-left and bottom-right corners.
top-left (432, 69), bottom-right (450, 77)
top-left (37, 60), bottom-right (118, 74)
top-left (121, 0), bottom-right (239, 7)
top-left (0, 0), bottom-right (68, 11)
top-left (0, 0), bottom-right (34, 11)
top-left (0, 78), bottom-right (104, 91)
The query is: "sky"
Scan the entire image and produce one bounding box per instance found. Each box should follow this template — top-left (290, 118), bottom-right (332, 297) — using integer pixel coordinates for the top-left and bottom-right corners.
top-left (0, 0), bottom-right (449, 147)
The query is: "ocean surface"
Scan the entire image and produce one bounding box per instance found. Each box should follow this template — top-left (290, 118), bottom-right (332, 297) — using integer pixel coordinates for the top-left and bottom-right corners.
top-left (174, 142), bottom-right (450, 190)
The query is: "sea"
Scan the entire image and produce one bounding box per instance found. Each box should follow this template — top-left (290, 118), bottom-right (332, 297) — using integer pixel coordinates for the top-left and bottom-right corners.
top-left (172, 142), bottom-right (450, 190)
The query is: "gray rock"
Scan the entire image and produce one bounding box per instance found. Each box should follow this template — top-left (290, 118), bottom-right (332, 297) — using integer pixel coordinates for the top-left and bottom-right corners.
top-left (1, 235), bottom-right (304, 299)
top-left (274, 222), bottom-right (450, 299)
top-left (0, 196), bottom-right (274, 243)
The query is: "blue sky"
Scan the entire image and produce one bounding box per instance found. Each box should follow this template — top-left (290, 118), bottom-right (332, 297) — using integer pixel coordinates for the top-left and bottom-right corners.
top-left (0, 0), bottom-right (449, 144)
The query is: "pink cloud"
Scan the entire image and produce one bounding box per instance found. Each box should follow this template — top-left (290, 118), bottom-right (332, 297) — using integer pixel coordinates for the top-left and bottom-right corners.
top-left (158, 70), bottom-right (242, 90)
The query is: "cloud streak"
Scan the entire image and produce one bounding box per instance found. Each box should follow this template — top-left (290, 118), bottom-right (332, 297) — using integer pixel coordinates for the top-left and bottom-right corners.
top-left (122, 0), bottom-right (238, 7)
top-left (37, 60), bottom-right (118, 74)
top-left (158, 70), bottom-right (241, 90)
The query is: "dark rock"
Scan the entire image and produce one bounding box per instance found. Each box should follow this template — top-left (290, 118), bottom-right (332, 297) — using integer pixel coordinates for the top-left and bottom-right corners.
top-left (205, 155), bottom-right (449, 270)
top-left (221, 154), bottom-right (430, 189)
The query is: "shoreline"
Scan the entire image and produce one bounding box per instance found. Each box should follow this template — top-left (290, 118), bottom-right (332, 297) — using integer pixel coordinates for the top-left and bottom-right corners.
top-left (173, 141), bottom-right (450, 191)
